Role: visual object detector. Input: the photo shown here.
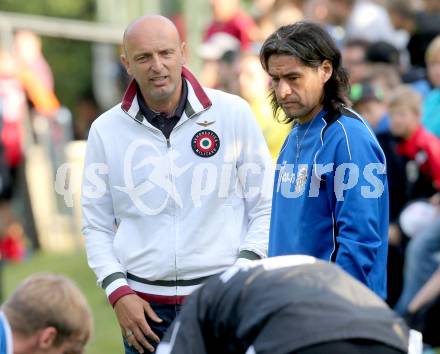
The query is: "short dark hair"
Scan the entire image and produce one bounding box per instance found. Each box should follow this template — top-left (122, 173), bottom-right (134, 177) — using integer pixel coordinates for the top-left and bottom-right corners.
top-left (366, 41), bottom-right (400, 66)
top-left (260, 21), bottom-right (350, 123)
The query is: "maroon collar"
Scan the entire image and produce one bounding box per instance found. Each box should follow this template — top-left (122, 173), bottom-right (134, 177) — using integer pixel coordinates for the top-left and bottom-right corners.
top-left (121, 66), bottom-right (211, 112)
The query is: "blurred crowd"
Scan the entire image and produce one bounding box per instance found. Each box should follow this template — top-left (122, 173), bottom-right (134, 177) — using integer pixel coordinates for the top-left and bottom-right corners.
top-left (196, 1), bottom-right (440, 348)
top-left (1, 0), bottom-right (440, 350)
top-left (193, 0), bottom-right (440, 346)
top-left (0, 31), bottom-right (61, 264)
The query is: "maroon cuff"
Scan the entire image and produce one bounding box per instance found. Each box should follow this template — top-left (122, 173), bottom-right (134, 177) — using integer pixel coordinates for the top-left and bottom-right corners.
top-left (108, 285), bottom-right (135, 307)
top-left (135, 291), bottom-right (187, 305)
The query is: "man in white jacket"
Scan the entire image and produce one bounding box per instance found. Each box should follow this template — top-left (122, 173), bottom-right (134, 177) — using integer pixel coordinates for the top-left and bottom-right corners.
top-left (81, 15), bottom-right (272, 354)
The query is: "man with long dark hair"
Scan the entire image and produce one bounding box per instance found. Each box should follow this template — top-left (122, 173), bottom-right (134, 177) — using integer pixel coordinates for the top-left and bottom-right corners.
top-left (260, 22), bottom-right (389, 298)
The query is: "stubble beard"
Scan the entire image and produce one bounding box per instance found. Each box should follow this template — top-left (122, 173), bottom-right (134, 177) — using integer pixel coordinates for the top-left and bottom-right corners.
top-left (150, 84), bottom-right (174, 102)
top-left (282, 100), bottom-right (323, 124)
top-left (283, 106), bottom-right (310, 123)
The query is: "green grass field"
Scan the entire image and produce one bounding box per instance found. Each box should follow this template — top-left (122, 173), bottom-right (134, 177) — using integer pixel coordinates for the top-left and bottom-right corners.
top-left (2, 251), bottom-right (123, 354)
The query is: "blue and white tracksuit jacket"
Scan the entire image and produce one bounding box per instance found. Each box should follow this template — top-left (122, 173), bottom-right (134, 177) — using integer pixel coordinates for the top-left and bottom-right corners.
top-left (269, 107), bottom-right (389, 299)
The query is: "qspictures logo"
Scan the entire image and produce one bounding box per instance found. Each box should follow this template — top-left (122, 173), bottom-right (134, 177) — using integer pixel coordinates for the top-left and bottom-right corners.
top-left (54, 139), bottom-right (385, 215)
top-left (55, 138), bottom-right (273, 215)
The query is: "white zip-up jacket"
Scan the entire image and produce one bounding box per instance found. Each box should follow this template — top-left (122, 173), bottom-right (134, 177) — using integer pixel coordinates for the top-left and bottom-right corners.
top-left (81, 68), bottom-right (273, 305)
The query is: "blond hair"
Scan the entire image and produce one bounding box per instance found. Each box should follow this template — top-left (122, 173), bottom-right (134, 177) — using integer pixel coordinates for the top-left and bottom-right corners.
top-left (2, 273), bottom-right (93, 349)
top-left (388, 85), bottom-right (422, 115)
top-left (425, 35), bottom-right (440, 65)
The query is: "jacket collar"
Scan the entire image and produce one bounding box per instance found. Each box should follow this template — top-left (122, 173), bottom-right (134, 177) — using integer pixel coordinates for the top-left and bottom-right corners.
top-left (121, 66), bottom-right (212, 123)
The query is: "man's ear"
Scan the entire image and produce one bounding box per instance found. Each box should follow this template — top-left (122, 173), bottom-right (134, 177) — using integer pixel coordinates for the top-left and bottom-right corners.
top-left (180, 41), bottom-right (186, 65)
top-left (38, 327), bottom-right (57, 349)
top-left (120, 53), bottom-right (132, 76)
top-left (320, 60), bottom-right (333, 84)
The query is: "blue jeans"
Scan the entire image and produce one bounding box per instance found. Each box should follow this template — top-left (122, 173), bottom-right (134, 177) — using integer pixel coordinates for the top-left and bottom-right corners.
top-left (394, 218), bottom-right (440, 315)
top-left (123, 303), bottom-right (181, 354)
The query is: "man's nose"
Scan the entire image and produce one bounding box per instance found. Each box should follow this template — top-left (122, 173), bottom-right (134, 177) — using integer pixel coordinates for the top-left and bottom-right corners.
top-left (277, 79), bottom-right (292, 99)
top-left (151, 54), bottom-right (164, 71)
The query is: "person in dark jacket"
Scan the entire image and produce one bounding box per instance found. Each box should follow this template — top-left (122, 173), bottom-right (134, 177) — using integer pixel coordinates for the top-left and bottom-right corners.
top-left (157, 256), bottom-right (412, 354)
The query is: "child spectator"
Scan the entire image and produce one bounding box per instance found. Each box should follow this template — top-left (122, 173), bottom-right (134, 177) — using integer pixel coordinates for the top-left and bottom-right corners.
top-left (389, 86), bottom-right (440, 199)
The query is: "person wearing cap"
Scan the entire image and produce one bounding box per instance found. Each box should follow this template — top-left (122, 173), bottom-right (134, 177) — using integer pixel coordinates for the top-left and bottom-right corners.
top-left (350, 81), bottom-right (390, 134)
top-left (260, 22), bottom-right (389, 299)
top-left (81, 15), bottom-right (272, 354)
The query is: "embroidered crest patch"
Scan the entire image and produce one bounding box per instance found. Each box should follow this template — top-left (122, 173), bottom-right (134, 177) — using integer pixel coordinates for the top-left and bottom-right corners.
top-left (191, 130), bottom-right (220, 158)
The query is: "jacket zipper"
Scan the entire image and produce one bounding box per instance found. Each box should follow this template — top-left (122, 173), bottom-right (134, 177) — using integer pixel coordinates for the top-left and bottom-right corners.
top-left (164, 110), bottom-right (209, 300)
top-left (165, 136), bottom-right (178, 300)
top-left (124, 107), bottom-right (210, 298)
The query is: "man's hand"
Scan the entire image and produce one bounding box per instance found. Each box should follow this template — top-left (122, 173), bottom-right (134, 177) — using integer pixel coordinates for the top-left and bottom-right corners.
top-left (114, 294), bottom-right (162, 353)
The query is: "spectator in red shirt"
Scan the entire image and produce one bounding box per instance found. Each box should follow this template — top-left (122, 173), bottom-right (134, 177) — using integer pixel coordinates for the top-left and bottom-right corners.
top-left (203, 0), bottom-right (256, 50)
top-left (389, 85), bottom-right (440, 196)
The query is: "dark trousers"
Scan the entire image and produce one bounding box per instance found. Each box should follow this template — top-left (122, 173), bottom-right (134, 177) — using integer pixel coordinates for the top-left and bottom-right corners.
top-left (293, 339), bottom-right (405, 354)
top-left (123, 302), bottom-right (181, 354)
